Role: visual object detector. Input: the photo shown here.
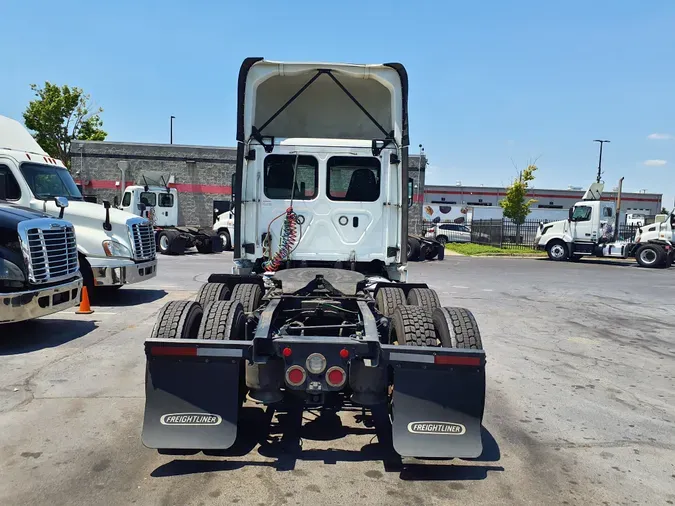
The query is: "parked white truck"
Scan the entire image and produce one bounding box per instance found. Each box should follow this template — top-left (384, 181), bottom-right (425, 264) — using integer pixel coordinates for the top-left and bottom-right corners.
top-left (118, 180), bottom-right (223, 255)
top-left (534, 181), bottom-right (674, 268)
top-left (0, 115), bottom-right (158, 296)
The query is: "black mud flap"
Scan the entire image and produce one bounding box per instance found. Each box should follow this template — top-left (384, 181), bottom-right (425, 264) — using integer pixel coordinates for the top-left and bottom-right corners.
top-left (387, 348), bottom-right (486, 459)
top-left (142, 355), bottom-right (241, 451)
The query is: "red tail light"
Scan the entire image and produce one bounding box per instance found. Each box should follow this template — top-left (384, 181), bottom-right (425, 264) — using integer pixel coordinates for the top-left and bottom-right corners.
top-left (326, 366), bottom-right (346, 388)
top-left (285, 365), bottom-right (306, 386)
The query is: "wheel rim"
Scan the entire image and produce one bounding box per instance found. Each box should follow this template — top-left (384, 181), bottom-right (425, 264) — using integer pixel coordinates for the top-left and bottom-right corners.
top-left (640, 249), bottom-right (657, 264)
top-left (438, 237), bottom-right (447, 246)
top-left (160, 235), bottom-right (170, 251)
top-left (550, 244), bottom-right (565, 259)
top-left (220, 233), bottom-right (227, 246)
top-left (407, 242), bottom-right (411, 257)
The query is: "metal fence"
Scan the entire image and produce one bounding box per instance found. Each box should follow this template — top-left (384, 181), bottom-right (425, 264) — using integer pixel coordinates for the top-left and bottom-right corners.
top-left (424, 218), bottom-right (643, 250)
top-left (469, 219), bottom-right (642, 250)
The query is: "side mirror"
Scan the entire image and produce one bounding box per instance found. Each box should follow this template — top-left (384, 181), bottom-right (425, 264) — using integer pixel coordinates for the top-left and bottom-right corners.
top-left (0, 173), bottom-right (7, 200)
top-left (231, 173), bottom-right (237, 203)
top-left (54, 196), bottom-right (69, 219)
top-left (113, 196), bottom-right (119, 208)
top-left (102, 200), bottom-right (113, 231)
top-left (568, 207), bottom-right (574, 221)
top-left (408, 177), bottom-right (414, 207)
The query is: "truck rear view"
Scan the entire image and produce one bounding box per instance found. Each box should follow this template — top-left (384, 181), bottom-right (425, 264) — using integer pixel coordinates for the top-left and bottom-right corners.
top-left (141, 58), bottom-right (487, 464)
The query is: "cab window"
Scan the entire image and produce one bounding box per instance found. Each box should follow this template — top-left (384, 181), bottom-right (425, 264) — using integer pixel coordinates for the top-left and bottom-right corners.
top-left (264, 155), bottom-right (318, 200)
top-left (572, 206), bottom-right (592, 221)
top-left (0, 165), bottom-right (22, 200)
top-left (158, 193), bottom-right (174, 208)
top-left (602, 207), bottom-right (613, 217)
top-left (140, 192), bottom-right (157, 207)
top-left (327, 156), bottom-right (380, 202)
top-left (122, 192), bottom-right (131, 207)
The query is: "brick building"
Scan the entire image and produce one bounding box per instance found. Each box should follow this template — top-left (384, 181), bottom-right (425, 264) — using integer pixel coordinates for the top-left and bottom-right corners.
top-left (69, 140), bottom-right (427, 234)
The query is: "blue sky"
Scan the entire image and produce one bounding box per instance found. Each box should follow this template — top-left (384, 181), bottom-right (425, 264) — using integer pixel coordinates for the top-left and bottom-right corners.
top-left (3, 0), bottom-right (674, 208)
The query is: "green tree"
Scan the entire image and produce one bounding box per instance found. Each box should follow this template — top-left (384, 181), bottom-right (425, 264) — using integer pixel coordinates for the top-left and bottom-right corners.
top-left (23, 82), bottom-right (107, 168)
top-left (661, 207), bottom-right (669, 214)
top-left (499, 163), bottom-right (538, 243)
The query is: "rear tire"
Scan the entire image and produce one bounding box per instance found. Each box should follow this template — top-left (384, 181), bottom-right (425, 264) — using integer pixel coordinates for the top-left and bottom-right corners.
top-left (635, 244), bottom-right (666, 268)
top-left (431, 307), bottom-right (483, 349)
top-left (389, 305), bottom-right (436, 347)
top-left (151, 300), bottom-right (203, 339)
top-left (196, 282), bottom-right (230, 307)
top-left (230, 283), bottom-right (263, 312)
top-left (198, 300), bottom-right (246, 341)
top-left (375, 287), bottom-right (405, 317)
top-left (196, 239), bottom-right (214, 254)
top-left (406, 287), bottom-right (441, 311)
top-left (407, 237), bottom-right (420, 261)
top-left (198, 300), bottom-right (247, 406)
top-left (546, 240), bottom-right (568, 261)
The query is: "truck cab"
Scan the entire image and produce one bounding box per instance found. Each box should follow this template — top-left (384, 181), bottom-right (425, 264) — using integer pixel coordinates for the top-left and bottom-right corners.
top-left (535, 181), bottom-right (674, 267)
top-left (0, 201), bottom-right (82, 324)
top-left (232, 59), bottom-right (417, 280)
top-left (0, 115), bottom-right (157, 296)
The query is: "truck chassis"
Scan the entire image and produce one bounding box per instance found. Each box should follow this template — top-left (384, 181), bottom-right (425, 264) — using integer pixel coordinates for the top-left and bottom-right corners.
top-left (155, 226), bottom-right (223, 255)
top-left (142, 268), bottom-right (486, 461)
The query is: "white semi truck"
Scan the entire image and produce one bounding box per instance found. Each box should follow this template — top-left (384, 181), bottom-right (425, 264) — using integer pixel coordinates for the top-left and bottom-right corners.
top-left (534, 181), bottom-right (674, 268)
top-left (118, 180), bottom-right (222, 255)
top-left (0, 115), bottom-right (158, 296)
top-left (141, 58), bottom-right (486, 464)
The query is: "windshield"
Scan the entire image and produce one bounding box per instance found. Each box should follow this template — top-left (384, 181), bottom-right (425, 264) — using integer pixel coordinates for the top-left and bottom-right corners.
top-left (20, 163), bottom-right (83, 201)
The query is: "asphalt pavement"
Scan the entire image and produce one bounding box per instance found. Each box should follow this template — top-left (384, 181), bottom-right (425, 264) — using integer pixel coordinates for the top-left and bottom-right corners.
top-left (1, 253), bottom-right (674, 506)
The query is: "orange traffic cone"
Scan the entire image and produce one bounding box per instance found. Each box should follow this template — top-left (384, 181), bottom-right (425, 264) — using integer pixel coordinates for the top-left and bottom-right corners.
top-left (76, 285), bottom-right (94, 314)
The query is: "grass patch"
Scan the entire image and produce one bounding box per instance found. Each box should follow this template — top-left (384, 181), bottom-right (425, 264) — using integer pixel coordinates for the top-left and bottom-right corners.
top-left (445, 243), bottom-right (547, 257)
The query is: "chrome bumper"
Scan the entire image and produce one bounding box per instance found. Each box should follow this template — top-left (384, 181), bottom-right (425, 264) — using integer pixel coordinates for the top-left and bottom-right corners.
top-left (0, 276), bottom-right (83, 324)
top-left (90, 258), bottom-right (158, 287)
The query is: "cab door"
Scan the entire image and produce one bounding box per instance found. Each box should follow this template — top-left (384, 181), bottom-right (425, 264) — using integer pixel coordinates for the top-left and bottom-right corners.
top-left (570, 204), bottom-right (594, 241)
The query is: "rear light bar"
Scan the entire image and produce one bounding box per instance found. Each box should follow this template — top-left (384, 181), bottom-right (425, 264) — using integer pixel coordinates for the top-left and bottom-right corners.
top-left (434, 355), bottom-right (481, 366)
top-left (149, 346), bottom-right (243, 358)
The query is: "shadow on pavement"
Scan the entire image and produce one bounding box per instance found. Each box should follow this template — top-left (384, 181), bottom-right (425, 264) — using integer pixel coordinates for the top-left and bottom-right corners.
top-left (150, 402), bottom-right (502, 482)
top-left (93, 288), bottom-right (168, 307)
top-left (0, 319), bottom-right (97, 355)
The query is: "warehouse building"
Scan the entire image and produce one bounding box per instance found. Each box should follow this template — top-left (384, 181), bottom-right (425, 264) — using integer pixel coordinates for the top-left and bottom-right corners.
top-left (425, 184), bottom-right (663, 216)
top-left (69, 140), bottom-right (428, 234)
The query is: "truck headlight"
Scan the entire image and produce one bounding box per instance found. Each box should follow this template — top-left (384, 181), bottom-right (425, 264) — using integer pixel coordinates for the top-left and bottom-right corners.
top-left (102, 240), bottom-right (132, 258)
top-left (0, 258), bottom-right (25, 282)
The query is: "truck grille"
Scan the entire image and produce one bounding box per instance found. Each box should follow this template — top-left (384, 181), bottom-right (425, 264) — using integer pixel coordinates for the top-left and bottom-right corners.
top-left (19, 220), bottom-right (79, 284)
top-left (128, 219), bottom-right (156, 261)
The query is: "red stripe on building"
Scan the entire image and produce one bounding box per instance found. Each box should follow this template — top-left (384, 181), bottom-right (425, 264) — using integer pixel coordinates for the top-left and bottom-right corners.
top-left (425, 189), bottom-right (660, 203)
top-left (75, 179), bottom-right (232, 195)
top-left (169, 183), bottom-right (231, 194)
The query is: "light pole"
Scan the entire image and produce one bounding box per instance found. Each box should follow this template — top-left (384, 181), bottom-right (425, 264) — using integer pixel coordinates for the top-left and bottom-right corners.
top-left (170, 116), bottom-right (175, 144)
top-left (418, 144), bottom-right (424, 201)
top-left (593, 139), bottom-right (610, 183)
